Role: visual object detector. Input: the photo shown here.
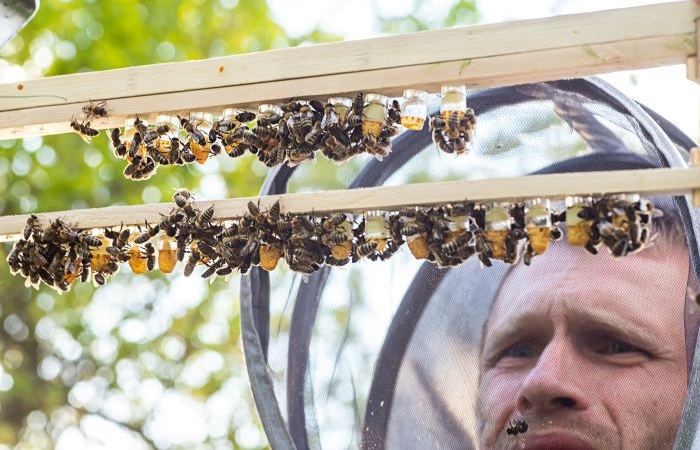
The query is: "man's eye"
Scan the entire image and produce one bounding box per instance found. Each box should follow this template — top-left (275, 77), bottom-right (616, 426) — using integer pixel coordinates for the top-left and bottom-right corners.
top-left (591, 338), bottom-right (643, 355)
top-left (501, 342), bottom-right (538, 358)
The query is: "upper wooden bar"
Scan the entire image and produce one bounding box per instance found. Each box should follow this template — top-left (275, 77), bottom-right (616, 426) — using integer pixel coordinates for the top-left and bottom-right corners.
top-left (0, 1), bottom-right (697, 140)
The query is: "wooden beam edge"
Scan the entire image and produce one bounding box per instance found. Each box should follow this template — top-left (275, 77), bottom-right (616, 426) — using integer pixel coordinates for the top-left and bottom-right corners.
top-left (0, 167), bottom-right (697, 242)
top-left (0, 33), bottom-right (693, 140)
top-left (0, 1), bottom-right (696, 112)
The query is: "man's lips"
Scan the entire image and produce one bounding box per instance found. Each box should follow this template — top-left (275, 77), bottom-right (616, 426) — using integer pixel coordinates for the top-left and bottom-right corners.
top-left (518, 431), bottom-right (599, 450)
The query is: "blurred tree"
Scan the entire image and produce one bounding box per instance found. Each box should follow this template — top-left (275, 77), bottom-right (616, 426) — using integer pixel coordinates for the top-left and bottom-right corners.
top-left (0, 0), bottom-right (475, 449)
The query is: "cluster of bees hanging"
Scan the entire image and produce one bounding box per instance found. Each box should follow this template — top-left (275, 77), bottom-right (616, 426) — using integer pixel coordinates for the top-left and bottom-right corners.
top-left (71, 86), bottom-right (477, 181)
top-left (6, 191), bottom-right (660, 292)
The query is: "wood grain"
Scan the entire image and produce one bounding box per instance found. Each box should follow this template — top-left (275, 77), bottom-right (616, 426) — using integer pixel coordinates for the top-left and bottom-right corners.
top-left (0, 167), bottom-right (697, 242)
top-left (0, 1), bottom-right (696, 139)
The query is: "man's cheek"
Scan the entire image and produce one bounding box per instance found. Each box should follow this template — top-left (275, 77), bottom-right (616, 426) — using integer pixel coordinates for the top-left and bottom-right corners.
top-left (477, 375), bottom-right (516, 442)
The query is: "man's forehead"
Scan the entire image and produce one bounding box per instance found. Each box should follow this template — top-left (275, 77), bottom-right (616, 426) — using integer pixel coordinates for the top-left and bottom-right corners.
top-left (486, 244), bottom-right (688, 336)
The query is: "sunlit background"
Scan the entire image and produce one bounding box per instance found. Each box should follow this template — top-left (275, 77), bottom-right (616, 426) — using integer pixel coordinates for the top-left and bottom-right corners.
top-left (0, 0), bottom-right (697, 449)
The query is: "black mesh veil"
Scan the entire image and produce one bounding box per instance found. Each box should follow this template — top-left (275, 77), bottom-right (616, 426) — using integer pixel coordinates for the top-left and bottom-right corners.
top-left (240, 77), bottom-right (700, 450)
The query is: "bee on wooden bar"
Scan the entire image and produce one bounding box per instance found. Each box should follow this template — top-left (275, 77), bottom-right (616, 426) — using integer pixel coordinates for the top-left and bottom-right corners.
top-left (70, 116), bottom-right (99, 142)
top-left (24, 214), bottom-right (42, 240)
top-left (82, 100), bottom-right (108, 119)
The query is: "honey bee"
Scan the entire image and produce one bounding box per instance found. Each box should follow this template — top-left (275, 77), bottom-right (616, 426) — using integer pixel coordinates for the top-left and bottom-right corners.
top-left (106, 245), bottom-right (130, 263)
top-left (180, 147), bottom-right (198, 164)
top-left (184, 247), bottom-right (201, 277)
top-left (473, 229), bottom-right (493, 267)
top-left (429, 115), bottom-right (446, 132)
top-left (110, 126), bottom-right (125, 150)
top-left (432, 129), bottom-right (454, 154)
top-left (355, 241), bottom-right (378, 259)
top-left (346, 114), bottom-right (363, 128)
top-left (133, 115), bottom-right (150, 135)
top-left (70, 116), bottom-right (99, 142)
top-left (236, 110), bottom-right (256, 123)
top-left (168, 137), bottom-right (183, 164)
top-left (235, 127), bottom-right (264, 149)
top-left (173, 188), bottom-right (191, 208)
top-left (144, 242), bottom-right (156, 271)
top-left (304, 121), bottom-right (323, 146)
top-left (142, 123), bottom-right (173, 145)
top-left (224, 141), bottom-right (246, 158)
top-left (82, 101), bottom-right (108, 119)
top-left (322, 214), bottom-right (347, 232)
top-left (523, 242), bottom-right (536, 266)
top-left (326, 255), bottom-right (350, 266)
top-left (93, 271), bottom-right (106, 286)
top-left (322, 135), bottom-right (349, 161)
top-left (78, 232), bottom-right (103, 249)
top-left (321, 231), bottom-right (349, 247)
top-left (128, 131), bottom-right (143, 159)
top-left (24, 214), bottom-right (41, 240)
top-left (351, 93), bottom-right (364, 116)
top-left (506, 418), bottom-right (528, 436)
top-left (134, 228), bottom-right (153, 245)
top-left (196, 205), bottom-right (215, 228)
top-left (117, 227), bottom-right (132, 248)
top-left (452, 137), bottom-right (467, 155)
top-left (146, 145), bottom-right (169, 165)
top-left (178, 115), bottom-right (207, 146)
top-left (387, 99), bottom-right (401, 124)
top-left (441, 231), bottom-right (472, 255)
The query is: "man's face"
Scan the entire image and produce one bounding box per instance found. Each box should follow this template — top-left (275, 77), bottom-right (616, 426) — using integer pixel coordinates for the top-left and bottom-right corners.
top-left (477, 242), bottom-right (689, 450)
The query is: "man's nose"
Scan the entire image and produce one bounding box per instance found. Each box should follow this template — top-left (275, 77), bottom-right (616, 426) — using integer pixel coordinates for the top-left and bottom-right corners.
top-left (516, 338), bottom-right (589, 414)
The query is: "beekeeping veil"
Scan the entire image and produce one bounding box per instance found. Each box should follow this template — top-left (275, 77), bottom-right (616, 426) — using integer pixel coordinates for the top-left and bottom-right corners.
top-left (239, 77), bottom-right (700, 450)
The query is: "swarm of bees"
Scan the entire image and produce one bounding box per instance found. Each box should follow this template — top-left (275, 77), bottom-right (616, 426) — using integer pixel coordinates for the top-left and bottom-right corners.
top-left (565, 195), bottom-right (661, 257)
top-left (6, 193), bottom-right (661, 291)
top-left (429, 107), bottom-right (477, 155)
top-left (103, 93), bottom-right (410, 180)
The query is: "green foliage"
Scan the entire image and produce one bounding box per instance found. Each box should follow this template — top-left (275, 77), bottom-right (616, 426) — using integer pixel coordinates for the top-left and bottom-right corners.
top-left (0, 1), bottom-right (477, 449)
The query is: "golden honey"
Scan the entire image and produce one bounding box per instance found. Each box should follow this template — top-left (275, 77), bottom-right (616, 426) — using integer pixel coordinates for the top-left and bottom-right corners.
top-left (128, 245), bottom-right (147, 274)
top-left (565, 203), bottom-right (592, 247)
top-left (439, 85), bottom-right (467, 118)
top-left (331, 240), bottom-right (352, 260)
top-left (401, 89), bottom-right (428, 130)
top-left (485, 229), bottom-right (509, 260)
top-left (362, 94), bottom-right (388, 137)
top-left (527, 227), bottom-right (552, 255)
top-left (90, 235), bottom-right (113, 272)
top-left (158, 236), bottom-right (177, 273)
top-left (407, 235), bottom-right (430, 260)
top-left (400, 116), bottom-right (425, 131)
top-left (190, 140), bottom-right (210, 164)
top-left (259, 244), bottom-right (281, 271)
top-left (567, 222), bottom-right (592, 247)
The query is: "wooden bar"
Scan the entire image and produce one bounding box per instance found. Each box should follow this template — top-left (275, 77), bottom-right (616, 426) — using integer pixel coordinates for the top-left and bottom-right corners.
top-left (0, 167), bottom-right (698, 242)
top-left (0, 1), bottom-right (697, 140)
